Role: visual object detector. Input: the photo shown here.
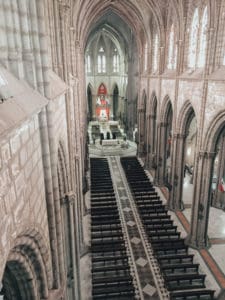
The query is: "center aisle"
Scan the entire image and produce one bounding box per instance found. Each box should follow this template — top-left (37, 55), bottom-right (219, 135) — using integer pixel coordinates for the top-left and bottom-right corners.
top-left (108, 156), bottom-right (168, 300)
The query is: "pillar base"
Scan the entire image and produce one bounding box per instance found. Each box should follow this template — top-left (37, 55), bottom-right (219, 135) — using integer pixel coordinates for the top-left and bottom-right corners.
top-left (185, 234), bottom-right (210, 250)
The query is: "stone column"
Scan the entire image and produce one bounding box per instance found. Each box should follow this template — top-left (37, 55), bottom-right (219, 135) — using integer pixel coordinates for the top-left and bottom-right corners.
top-left (168, 133), bottom-right (186, 210)
top-left (148, 114), bottom-right (157, 169)
top-left (154, 122), bottom-right (167, 186)
top-left (186, 151), bottom-right (216, 249)
top-left (137, 107), bottom-right (145, 155)
top-left (145, 114), bottom-right (151, 168)
top-left (61, 192), bottom-right (81, 300)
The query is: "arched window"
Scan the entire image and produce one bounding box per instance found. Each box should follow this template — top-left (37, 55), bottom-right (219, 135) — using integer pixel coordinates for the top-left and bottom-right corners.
top-left (144, 42), bottom-right (148, 71)
top-left (168, 24), bottom-right (177, 69)
top-left (113, 48), bottom-right (119, 73)
top-left (153, 34), bottom-right (158, 72)
top-left (97, 47), bottom-right (106, 73)
top-left (188, 8), bottom-right (199, 68)
top-left (86, 55), bottom-right (91, 73)
top-left (197, 6), bottom-right (208, 67)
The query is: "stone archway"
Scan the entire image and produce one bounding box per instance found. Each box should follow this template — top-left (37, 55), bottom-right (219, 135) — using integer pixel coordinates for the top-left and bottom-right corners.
top-left (187, 112), bottom-right (225, 249)
top-left (1, 229), bottom-right (51, 300)
top-left (169, 102), bottom-right (196, 211)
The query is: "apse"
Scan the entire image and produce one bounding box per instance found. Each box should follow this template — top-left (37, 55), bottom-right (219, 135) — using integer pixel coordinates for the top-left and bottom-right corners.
top-left (85, 10), bottom-right (139, 137)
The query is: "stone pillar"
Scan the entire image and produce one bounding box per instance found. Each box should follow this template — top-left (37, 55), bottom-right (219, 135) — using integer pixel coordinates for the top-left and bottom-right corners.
top-left (137, 107), bottom-right (145, 155)
top-left (186, 151), bottom-right (216, 249)
top-left (168, 133), bottom-right (186, 210)
top-left (61, 192), bottom-right (81, 300)
top-left (148, 114), bottom-right (157, 169)
top-left (145, 114), bottom-right (151, 168)
top-left (154, 122), bottom-right (167, 186)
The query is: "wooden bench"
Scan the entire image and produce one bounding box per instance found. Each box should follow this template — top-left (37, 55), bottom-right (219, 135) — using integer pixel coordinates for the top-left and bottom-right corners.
top-left (92, 254), bottom-right (128, 264)
top-left (164, 273), bottom-right (206, 291)
top-left (169, 289), bottom-right (215, 300)
top-left (147, 232), bottom-right (180, 241)
top-left (157, 253), bottom-right (194, 265)
top-left (161, 263), bottom-right (199, 275)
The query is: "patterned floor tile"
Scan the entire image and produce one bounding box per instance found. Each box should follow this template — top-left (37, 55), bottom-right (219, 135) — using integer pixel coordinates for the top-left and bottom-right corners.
top-left (123, 207), bottom-right (131, 212)
top-left (127, 221), bottom-right (136, 227)
top-left (136, 257), bottom-right (148, 267)
top-left (131, 237), bottom-right (141, 245)
top-left (143, 284), bottom-right (156, 296)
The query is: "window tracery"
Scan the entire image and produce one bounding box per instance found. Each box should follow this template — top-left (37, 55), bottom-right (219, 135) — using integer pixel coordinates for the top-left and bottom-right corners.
top-left (97, 47), bottom-right (106, 73)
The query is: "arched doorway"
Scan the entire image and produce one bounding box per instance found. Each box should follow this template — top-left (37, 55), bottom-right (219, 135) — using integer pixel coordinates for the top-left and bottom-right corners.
top-left (87, 84), bottom-right (93, 121)
top-left (1, 230), bottom-right (50, 300)
top-left (207, 126), bottom-right (225, 242)
top-left (187, 114), bottom-right (225, 249)
top-left (113, 84), bottom-right (119, 120)
top-left (169, 104), bottom-right (196, 211)
top-left (182, 112), bottom-right (197, 210)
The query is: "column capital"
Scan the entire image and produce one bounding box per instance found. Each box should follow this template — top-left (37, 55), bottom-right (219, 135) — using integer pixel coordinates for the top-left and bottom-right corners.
top-left (60, 192), bottom-right (76, 206)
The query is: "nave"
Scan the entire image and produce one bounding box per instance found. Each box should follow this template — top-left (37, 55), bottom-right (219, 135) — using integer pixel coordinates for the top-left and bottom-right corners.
top-left (84, 156), bottom-right (216, 300)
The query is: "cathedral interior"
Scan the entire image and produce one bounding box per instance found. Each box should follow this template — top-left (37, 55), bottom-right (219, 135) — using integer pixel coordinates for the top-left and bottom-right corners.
top-left (1, 0), bottom-right (225, 299)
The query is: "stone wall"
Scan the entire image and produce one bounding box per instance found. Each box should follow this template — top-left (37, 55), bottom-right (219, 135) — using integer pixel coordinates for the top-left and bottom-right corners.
top-left (0, 114), bottom-right (49, 279)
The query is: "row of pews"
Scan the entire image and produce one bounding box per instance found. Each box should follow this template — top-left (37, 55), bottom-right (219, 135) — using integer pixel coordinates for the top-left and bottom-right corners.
top-left (121, 156), bottom-right (215, 300)
top-left (90, 158), bottom-right (135, 299)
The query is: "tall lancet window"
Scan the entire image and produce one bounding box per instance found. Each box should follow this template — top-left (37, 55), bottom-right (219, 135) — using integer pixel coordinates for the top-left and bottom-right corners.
top-left (113, 48), bottom-right (119, 73)
top-left (197, 6), bottom-right (208, 67)
top-left (168, 24), bottom-right (177, 69)
top-left (144, 42), bottom-right (148, 71)
top-left (153, 34), bottom-right (159, 72)
top-left (86, 55), bottom-right (91, 73)
top-left (188, 8), bottom-right (199, 68)
top-left (97, 47), bottom-right (106, 73)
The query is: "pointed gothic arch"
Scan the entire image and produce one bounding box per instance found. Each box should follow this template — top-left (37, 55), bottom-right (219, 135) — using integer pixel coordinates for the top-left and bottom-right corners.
top-left (169, 101), bottom-right (197, 210)
top-left (1, 228), bottom-right (51, 300)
